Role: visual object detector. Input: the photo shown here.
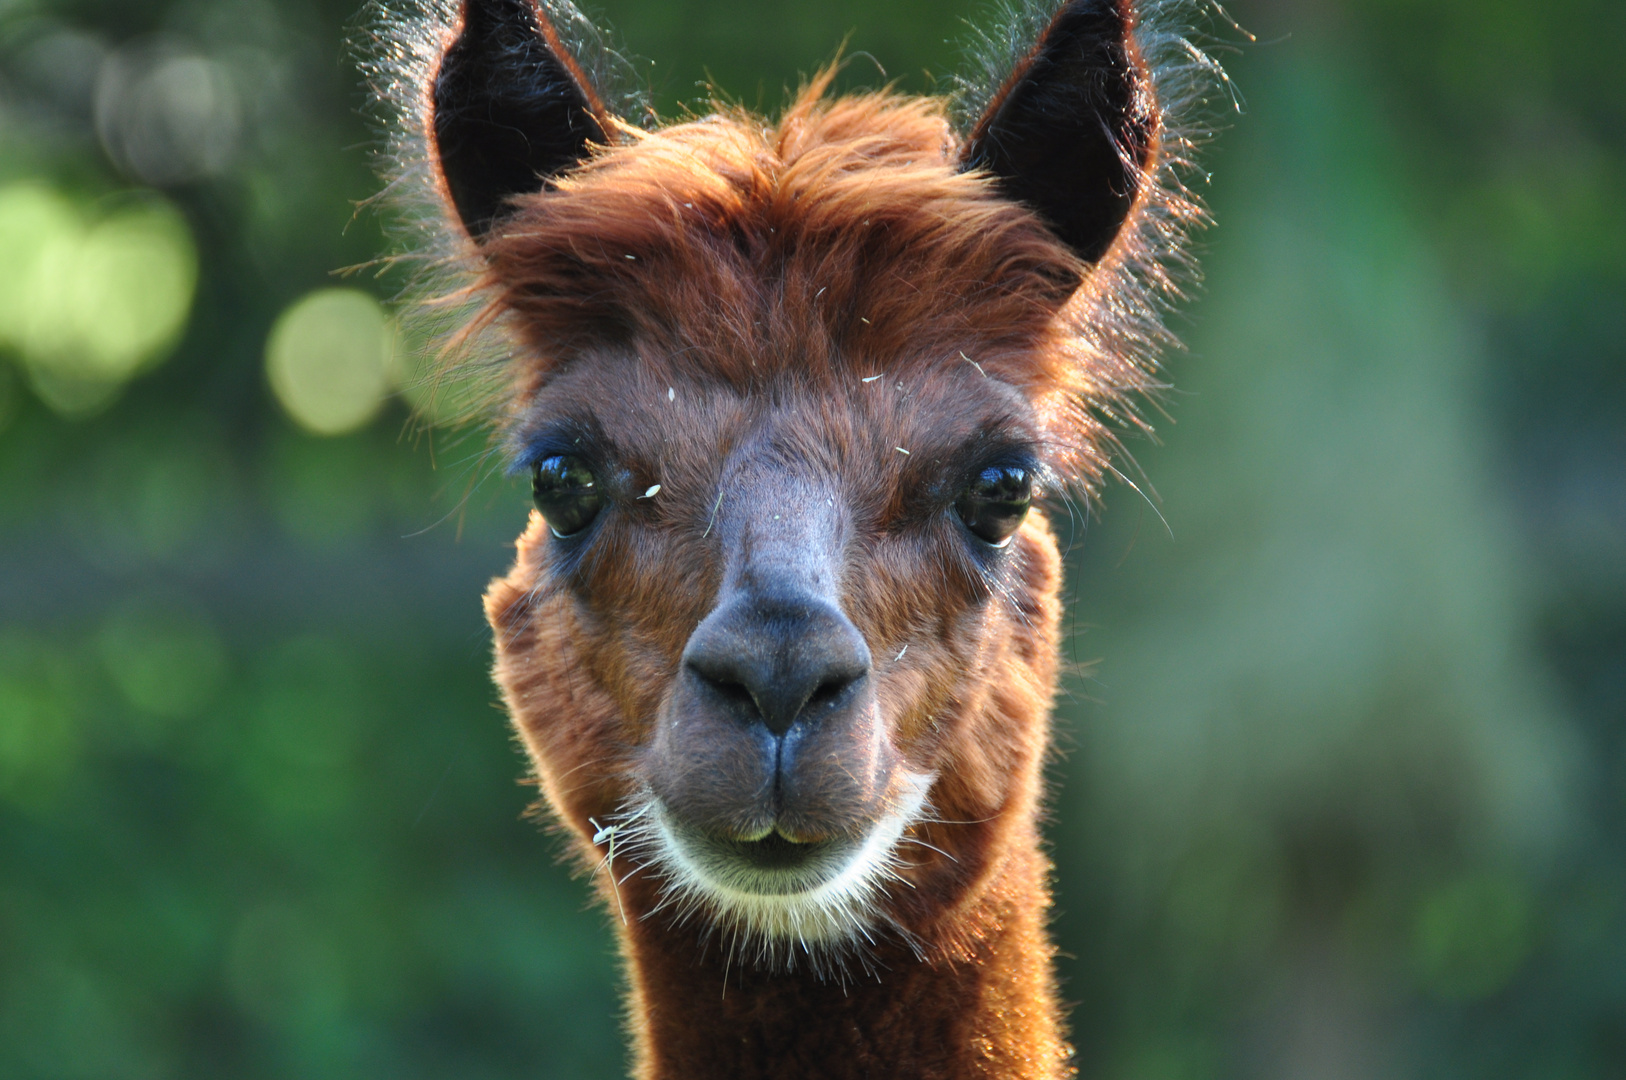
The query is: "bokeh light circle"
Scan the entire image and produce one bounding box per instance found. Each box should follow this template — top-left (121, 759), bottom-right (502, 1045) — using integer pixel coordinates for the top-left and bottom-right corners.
top-left (95, 39), bottom-right (242, 187)
top-left (265, 288), bottom-right (394, 436)
top-left (97, 592), bottom-right (228, 724)
top-left (0, 182), bottom-right (198, 416)
top-left (0, 184), bottom-right (78, 349)
top-left (64, 203), bottom-right (200, 378)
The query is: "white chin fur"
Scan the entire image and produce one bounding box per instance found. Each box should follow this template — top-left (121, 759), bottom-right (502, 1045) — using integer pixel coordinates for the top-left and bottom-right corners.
top-left (614, 771), bottom-right (934, 971)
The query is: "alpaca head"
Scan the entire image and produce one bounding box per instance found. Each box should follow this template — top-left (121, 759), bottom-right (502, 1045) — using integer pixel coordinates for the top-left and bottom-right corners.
top-left (391, 0), bottom-right (1205, 972)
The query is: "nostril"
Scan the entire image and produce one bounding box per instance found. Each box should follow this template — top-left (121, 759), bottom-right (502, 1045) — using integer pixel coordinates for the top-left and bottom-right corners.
top-left (692, 666), bottom-right (757, 709)
top-left (684, 657), bottom-right (754, 699)
top-left (806, 674), bottom-right (859, 711)
top-left (717, 681), bottom-right (756, 707)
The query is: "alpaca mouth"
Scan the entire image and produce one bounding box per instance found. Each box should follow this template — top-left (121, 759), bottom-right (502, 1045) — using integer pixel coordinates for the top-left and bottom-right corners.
top-left (632, 771), bottom-right (935, 948)
top-left (728, 832), bottom-right (838, 873)
top-left (666, 822), bottom-right (858, 897)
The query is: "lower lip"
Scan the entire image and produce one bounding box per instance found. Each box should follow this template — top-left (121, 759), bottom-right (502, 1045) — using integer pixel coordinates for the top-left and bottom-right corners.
top-left (649, 771), bottom-right (932, 907)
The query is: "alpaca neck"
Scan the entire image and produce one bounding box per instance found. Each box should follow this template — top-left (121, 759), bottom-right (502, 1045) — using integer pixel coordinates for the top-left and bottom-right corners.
top-left (620, 829), bottom-right (1068, 1080)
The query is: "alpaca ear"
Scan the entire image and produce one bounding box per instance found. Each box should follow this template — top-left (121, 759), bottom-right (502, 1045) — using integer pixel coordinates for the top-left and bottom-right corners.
top-left (961, 0), bottom-right (1155, 264)
top-left (431, 0), bottom-right (611, 240)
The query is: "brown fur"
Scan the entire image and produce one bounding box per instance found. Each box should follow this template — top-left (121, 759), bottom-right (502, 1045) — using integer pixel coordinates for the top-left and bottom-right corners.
top-left (474, 93), bottom-right (1086, 1074)
top-left (380, 1), bottom-right (1217, 1075)
top-left (472, 78), bottom-right (1166, 487)
top-left (486, 498), bottom-right (1067, 1078)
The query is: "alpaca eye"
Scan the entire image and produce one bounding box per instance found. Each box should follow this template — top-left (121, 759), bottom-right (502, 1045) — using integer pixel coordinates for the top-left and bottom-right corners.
top-left (532, 455), bottom-right (602, 537)
top-left (955, 465), bottom-right (1033, 547)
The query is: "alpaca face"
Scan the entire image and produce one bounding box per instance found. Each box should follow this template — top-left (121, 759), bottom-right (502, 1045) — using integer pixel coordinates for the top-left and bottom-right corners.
top-left (495, 337), bottom-right (1057, 951)
top-left (412, 0), bottom-right (1181, 965)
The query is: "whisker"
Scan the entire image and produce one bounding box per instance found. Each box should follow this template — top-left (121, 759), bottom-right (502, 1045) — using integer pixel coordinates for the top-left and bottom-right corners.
top-left (1103, 459), bottom-right (1173, 540)
top-left (899, 836), bottom-right (959, 863)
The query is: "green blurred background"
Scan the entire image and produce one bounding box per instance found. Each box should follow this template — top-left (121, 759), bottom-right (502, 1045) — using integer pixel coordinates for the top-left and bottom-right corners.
top-left (1, 0), bottom-right (1622, 1076)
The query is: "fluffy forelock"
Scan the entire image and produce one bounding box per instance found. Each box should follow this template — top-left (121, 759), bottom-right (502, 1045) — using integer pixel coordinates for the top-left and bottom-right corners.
top-left (366, 0), bottom-right (1233, 495)
top-left (476, 80), bottom-right (1152, 484)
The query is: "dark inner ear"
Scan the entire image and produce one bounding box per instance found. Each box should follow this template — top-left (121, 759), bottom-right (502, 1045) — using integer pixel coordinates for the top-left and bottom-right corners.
top-left (432, 0), bottom-right (610, 240)
top-left (961, 0), bottom-right (1155, 263)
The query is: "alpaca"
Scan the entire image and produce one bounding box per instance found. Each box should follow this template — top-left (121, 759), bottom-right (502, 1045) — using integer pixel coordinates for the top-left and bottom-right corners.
top-left (370, 0), bottom-right (1218, 1075)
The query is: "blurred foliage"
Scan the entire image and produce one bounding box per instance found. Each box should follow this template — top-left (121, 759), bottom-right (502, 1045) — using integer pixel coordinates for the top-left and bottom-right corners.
top-left (0, 0), bottom-right (1621, 1078)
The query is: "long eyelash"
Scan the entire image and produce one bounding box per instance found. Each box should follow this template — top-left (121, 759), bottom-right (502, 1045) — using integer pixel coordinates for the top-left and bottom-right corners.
top-left (509, 415), bottom-right (611, 474)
